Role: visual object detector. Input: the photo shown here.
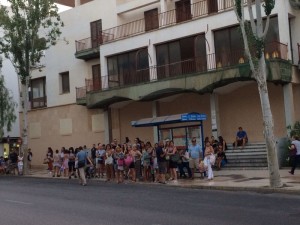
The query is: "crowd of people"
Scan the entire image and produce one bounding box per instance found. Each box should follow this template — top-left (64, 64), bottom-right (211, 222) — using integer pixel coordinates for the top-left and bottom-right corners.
top-left (44, 136), bottom-right (229, 186)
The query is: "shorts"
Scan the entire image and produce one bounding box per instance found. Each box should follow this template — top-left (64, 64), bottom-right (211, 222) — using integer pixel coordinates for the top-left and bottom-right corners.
top-left (189, 158), bottom-right (200, 169)
top-left (169, 160), bottom-right (178, 169)
top-left (158, 161), bottom-right (167, 174)
top-left (129, 162), bottom-right (135, 169)
top-left (143, 160), bottom-right (150, 168)
top-left (117, 166), bottom-right (124, 171)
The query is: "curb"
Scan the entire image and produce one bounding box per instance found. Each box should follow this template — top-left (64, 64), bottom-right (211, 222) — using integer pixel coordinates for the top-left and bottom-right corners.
top-left (20, 174), bottom-right (300, 195)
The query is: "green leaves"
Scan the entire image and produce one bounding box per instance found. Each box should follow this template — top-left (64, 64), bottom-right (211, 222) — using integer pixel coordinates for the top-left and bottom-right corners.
top-left (263, 0), bottom-right (275, 16)
top-left (0, 74), bottom-right (17, 139)
top-left (0, 0), bottom-right (63, 82)
top-left (235, 0), bottom-right (243, 20)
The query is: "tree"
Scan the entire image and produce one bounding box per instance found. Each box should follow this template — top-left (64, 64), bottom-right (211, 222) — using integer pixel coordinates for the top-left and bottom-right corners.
top-left (0, 57), bottom-right (17, 139)
top-left (234, 0), bottom-right (282, 187)
top-left (0, 0), bottom-right (64, 174)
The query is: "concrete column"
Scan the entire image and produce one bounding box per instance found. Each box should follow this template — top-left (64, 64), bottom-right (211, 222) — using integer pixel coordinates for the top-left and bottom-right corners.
top-left (160, 0), bottom-right (167, 26)
top-left (100, 51), bottom-right (108, 89)
top-left (152, 101), bottom-right (159, 143)
top-left (205, 29), bottom-right (215, 70)
top-left (283, 83), bottom-right (295, 135)
top-left (104, 108), bottom-right (112, 144)
top-left (148, 43), bottom-right (157, 81)
top-left (210, 93), bottom-right (221, 138)
top-left (277, 3), bottom-right (291, 60)
top-left (75, 0), bottom-right (81, 7)
top-left (111, 108), bottom-right (121, 143)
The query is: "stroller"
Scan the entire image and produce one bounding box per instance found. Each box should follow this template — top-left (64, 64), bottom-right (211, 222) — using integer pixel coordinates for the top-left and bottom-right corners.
top-left (85, 165), bottom-right (96, 179)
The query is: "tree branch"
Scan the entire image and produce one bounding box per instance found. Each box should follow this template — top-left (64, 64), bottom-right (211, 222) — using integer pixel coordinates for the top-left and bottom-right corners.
top-left (247, 0), bottom-right (257, 35)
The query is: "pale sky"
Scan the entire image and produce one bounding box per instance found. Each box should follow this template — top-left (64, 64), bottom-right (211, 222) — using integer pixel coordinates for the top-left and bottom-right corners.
top-left (0, 0), bottom-right (71, 13)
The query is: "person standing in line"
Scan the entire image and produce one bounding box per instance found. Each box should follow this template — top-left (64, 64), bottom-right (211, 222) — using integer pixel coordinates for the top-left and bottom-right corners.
top-left (46, 147), bottom-right (53, 174)
top-left (204, 141), bottom-right (214, 180)
top-left (17, 153), bottom-right (24, 175)
top-left (27, 148), bottom-right (33, 171)
top-left (156, 140), bottom-right (167, 184)
top-left (167, 140), bottom-right (178, 182)
top-left (90, 144), bottom-right (97, 166)
top-left (53, 150), bottom-right (61, 178)
top-left (188, 138), bottom-right (202, 179)
top-left (115, 146), bottom-right (125, 184)
top-left (68, 147), bottom-right (76, 179)
top-left (105, 144), bottom-right (114, 182)
top-left (289, 135), bottom-right (300, 175)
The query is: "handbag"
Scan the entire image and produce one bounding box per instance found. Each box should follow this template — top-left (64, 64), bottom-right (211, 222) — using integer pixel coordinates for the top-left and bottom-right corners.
top-left (170, 153), bottom-right (180, 163)
top-left (43, 158), bottom-right (49, 164)
top-left (124, 155), bottom-right (133, 166)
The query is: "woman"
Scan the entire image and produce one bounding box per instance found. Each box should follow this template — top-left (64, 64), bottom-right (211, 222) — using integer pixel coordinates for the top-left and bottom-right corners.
top-left (96, 144), bottom-right (106, 178)
top-left (105, 144), bottom-right (114, 182)
top-left (53, 149), bottom-right (61, 177)
top-left (46, 147), bottom-right (54, 174)
top-left (167, 140), bottom-right (178, 182)
top-left (129, 144), bottom-right (142, 182)
top-left (62, 149), bottom-right (69, 177)
top-left (115, 146), bottom-right (125, 183)
top-left (216, 144), bottom-right (226, 170)
top-left (68, 148), bottom-right (76, 179)
top-left (204, 142), bottom-right (214, 180)
top-left (142, 142), bottom-right (153, 182)
top-left (218, 136), bottom-right (228, 152)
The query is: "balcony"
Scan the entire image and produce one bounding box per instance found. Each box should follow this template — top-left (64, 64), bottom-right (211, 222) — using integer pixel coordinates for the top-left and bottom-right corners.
top-left (75, 37), bottom-right (100, 60)
top-left (30, 96), bottom-right (47, 109)
top-left (76, 42), bottom-right (291, 107)
top-left (76, 86), bottom-right (87, 105)
top-left (101, 0), bottom-right (250, 44)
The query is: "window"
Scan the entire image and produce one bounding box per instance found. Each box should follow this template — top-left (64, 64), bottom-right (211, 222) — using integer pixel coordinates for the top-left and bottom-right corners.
top-left (92, 64), bottom-right (101, 90)
top-left (214, 16), bottom-right (279, 67)
top-left (107, 48), bottom-right (149, 87)
top-left (30, 77), bottom-right (46, 109)
top-left (60, 72), bottom-right (70, 94)
top-left (144, 8), bottom-right (159, 31)
top-left (208, 0), bottom-right (218, 14)
top-left (156, 34), bottom-right (206, 78)
top-left (176, 0), bottom-right (192, 23)
top-left (90, 19), bottom-right (102, 47)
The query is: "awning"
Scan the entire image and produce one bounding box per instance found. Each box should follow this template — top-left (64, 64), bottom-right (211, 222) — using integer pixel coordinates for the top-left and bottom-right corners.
top-left (131, 112), bottom-right (207, 127)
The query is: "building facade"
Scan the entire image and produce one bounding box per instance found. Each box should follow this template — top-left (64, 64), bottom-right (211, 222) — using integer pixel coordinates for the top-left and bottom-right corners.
top-left (25, 0), bottom-right (300, 165)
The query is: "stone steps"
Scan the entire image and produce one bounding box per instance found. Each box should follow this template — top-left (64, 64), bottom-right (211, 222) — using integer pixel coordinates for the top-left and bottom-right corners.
top-left (224, 142), bottom-right (268, 169)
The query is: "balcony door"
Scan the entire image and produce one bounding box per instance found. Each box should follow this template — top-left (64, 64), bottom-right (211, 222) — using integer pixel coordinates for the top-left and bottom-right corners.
top-left (176, 0), bottom-right (192, 23)
top-left (144, 8), bottom-right (159, 31)
top-left (92, 64), bottom-right (101, 91)
top-left (90, 19), bottom-right (102, 48)
top-left (207, 0), bottom-right (218, 14)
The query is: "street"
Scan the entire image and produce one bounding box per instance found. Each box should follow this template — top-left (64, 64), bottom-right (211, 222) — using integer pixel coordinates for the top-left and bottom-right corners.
top-left (0, 177), bottom-right (300, 225)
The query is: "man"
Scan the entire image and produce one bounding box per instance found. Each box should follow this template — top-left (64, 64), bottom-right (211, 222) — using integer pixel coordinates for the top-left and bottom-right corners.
top-left (234, 127), bottom-right (248, 149)
top-left (188, 137), bottom-right (202, 179)
top-left (77, 146), bottom-right (88, 186)
top-left (156, 140), bottom-right (167, 184)
top-left (290, 135), bottom-right (300, 175)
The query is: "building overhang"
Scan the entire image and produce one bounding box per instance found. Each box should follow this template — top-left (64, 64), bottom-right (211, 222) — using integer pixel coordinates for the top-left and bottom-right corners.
top-left (55, 0), bottom-right (75, 7)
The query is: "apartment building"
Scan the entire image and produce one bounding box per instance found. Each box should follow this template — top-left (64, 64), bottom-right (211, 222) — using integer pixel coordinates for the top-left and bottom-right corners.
top-left (26, 0), bottom-right (300, 164)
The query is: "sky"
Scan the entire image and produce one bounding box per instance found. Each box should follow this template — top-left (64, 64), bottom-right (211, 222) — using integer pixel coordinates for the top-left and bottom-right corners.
top-left (0, 0), bottom-right (72, 13)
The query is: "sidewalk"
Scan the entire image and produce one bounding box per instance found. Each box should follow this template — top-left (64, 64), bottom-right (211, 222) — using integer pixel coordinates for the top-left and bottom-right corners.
top-left (25, 166), bottom-right (300, 194)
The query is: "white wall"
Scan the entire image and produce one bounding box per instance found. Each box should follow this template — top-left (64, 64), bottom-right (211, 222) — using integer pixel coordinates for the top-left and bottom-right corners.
top-left (1, 57), bottom-right (20, 139)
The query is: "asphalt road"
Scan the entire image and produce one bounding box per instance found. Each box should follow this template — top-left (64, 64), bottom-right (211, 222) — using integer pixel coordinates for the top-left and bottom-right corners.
top-left (0, 177), bottom-right (300, 225)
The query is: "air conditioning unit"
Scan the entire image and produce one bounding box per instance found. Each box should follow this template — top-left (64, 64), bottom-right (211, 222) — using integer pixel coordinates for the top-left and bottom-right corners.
top-left (290, 0), bottom-right (300, 9)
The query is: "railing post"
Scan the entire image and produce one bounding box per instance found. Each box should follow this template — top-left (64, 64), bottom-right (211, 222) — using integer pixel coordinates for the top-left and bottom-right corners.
top-left (298, 43), bottom-right (300, 65)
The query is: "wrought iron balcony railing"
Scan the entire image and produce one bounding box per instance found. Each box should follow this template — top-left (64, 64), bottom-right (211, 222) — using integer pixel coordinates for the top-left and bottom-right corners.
top-left (75, 41), bottom-right (288, 102)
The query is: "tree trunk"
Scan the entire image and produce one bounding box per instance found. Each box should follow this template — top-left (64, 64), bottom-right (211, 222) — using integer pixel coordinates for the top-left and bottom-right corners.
top-left (257, 56), bottom-right (282, 188)
top-left (21, 77), bottom-right (29, 175)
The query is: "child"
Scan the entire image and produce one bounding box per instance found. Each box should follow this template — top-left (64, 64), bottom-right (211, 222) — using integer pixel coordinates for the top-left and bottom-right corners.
top-left (115, 146), bottom-right (125, 183)
top-left (18, 153), bottom-right (24, 175)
